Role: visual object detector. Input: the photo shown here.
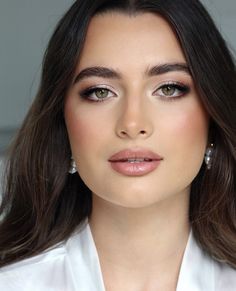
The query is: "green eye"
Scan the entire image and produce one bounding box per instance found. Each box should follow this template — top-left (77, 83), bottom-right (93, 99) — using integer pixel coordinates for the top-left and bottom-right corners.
top-left (95, 88), bottom-right (109, 99)
top-left (161, 85), bottom-right (176, 96)
top-left (79, 86), bottom-right (117, 102)
top-left (154, 83), bottom-right (190, 100)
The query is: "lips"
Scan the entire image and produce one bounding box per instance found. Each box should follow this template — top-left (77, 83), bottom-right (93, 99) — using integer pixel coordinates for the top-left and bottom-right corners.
top-left (108, 148), bottom-right (163, 176)
top-left (108, 149), bottom-right (163, 162)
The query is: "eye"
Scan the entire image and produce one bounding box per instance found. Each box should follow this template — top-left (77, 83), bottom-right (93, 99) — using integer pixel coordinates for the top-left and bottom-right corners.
top-left (79, 86), bottom-right (117, 102)
top-left (154, 83), bottom-right (190, 99)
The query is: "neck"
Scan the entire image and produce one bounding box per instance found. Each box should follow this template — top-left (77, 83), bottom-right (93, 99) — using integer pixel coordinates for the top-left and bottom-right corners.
top-left (89, 191), bottom-right (190, 273)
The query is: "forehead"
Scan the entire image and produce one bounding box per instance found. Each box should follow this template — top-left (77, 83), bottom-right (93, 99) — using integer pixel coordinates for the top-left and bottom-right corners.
top-left (78, 12), bottom-right (186, 70)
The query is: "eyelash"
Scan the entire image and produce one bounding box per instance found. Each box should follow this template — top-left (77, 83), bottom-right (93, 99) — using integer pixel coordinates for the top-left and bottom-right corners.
top-left (154, 82), bottom-right (190, 101)
top-left (79, 82), bottom-right (190, 103)
top-left (79, 85), bottom-right (116, 103)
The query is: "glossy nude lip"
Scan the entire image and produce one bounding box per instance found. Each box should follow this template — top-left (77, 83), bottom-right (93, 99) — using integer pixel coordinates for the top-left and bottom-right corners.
top-left (108, 148), bottom-right (163, 176)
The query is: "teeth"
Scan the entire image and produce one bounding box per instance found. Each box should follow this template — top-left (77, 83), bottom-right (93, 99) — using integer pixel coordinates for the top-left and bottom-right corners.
top-left (127, 158), bottom-right (151, 163)
top-left (128, 158), bottom-right (144, 163)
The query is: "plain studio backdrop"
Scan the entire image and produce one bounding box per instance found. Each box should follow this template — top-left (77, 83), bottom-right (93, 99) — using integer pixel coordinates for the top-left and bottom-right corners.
top-left (0, 0), bottom-right (235, 163)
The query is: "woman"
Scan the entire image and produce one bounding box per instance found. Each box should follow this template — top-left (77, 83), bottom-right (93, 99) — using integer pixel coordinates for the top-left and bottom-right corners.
top-left (0, 0), bottom-right (235, 290)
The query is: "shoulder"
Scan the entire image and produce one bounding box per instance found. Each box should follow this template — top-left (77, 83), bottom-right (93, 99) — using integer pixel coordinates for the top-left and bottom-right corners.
top-left (0, 243), bottom-right (67, 291)
top-left (0, 223), bottom-right (91, 291)
top-left (179, 229), bottom-right (236, 291)
top-left (0, 241), bottom-right (66, 273)
top-left (0, 223), bottom-right (88, 276)
top-left (214, 260), bottom-right (236, 291)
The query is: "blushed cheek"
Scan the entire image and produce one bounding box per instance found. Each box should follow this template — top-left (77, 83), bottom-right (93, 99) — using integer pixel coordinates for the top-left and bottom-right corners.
top-left (65, 105), bottom-right (109, 156)
top-left (66, 116), bottom-right (94, 153)
top-left (159, 104), bottom-right (209, 181)
top-left (162, 105), bottom-right (209, 150)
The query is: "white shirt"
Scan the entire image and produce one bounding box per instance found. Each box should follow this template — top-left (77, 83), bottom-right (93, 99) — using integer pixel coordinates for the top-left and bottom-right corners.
top-left (0, 221), bottom-right (235, 291)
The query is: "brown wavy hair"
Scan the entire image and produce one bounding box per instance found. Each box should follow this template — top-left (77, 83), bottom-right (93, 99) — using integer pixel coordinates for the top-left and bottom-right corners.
top-left (0, 0), bottom-right (236, 268)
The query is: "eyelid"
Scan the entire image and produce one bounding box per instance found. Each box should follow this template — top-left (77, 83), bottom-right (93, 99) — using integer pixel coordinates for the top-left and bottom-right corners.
top-left (153, 81), bottom-right (188, 91)
top-left (78, 81), bottom-right (190, 103)
top-left (79, 84), bottom-right (118, 101)
top-left (82, 84), bottom-right (117, 93)
top-left (152, 81), bottom-right (190, 98)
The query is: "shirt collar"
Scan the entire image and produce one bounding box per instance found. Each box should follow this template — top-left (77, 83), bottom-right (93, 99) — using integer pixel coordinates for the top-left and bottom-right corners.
top-left (176, 229), bottom-right (214, 291)
top-left (66, 221), bottom-right (106, 290)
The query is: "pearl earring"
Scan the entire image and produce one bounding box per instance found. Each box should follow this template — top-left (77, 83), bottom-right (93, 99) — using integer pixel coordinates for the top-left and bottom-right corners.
top-left (69, 157), bottom-right (77, 174)
top-left (204, 143), bottom-right (214, 170)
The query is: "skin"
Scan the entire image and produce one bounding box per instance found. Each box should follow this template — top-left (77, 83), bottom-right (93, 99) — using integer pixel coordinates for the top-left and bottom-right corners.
top-left (65, 12), bottom-right (209, 291)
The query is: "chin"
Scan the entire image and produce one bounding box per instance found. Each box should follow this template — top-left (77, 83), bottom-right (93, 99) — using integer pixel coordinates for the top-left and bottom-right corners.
top-left (96, 190), bottom-right (167, 209)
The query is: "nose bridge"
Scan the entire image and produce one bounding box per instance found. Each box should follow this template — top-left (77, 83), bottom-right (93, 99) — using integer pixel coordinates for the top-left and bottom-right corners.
top-left (115, 91), bottom-right (153, 139)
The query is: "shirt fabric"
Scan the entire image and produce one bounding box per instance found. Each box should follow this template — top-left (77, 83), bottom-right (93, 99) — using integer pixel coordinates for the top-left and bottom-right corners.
top-left (0, 221), bottom-right (236, 291)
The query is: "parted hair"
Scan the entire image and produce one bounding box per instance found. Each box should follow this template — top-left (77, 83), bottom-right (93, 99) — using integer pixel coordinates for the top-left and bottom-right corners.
top-left (0, 0), bottom-right (236, 268)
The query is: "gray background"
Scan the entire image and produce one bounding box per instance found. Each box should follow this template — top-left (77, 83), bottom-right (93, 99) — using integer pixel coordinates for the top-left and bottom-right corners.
top-left (0, 0), bottom-right (236, 154)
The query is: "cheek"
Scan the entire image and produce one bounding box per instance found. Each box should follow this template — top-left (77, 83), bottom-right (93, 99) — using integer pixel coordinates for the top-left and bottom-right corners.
top-left (156, 102), bottom-right (209, 189)
top-left (175, 111), bottom-right (207, 142)
top-left (160, 102), bottom-right (209, 147)
top-left (65, 103), bottom-right (111, 155)
top-left (159, 103), bottom-right (209, 177)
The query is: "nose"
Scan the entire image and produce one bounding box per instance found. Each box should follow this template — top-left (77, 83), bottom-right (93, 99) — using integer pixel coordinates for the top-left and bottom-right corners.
top-left (115, 97), bottom-right (153, 139)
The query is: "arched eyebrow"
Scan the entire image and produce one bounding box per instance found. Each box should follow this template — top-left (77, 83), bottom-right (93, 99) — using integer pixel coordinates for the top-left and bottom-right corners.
top-left (73, 63), bottom-right (190, 85)
top-left (73, 67), bottom-right (120, 84)
top-left (147, 63), bottom-right (190, 76)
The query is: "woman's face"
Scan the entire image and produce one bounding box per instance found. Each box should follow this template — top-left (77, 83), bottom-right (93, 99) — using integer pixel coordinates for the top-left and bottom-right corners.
top-left (65, 12), bottom-right (209, 208)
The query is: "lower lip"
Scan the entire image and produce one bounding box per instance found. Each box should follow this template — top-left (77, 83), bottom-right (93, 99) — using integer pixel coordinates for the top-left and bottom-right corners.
top-left (109, 160), bottom-right (161, 176)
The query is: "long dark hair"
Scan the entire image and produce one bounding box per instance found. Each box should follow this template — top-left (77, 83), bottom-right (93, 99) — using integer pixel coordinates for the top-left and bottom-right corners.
top-left (0, 0), bottom-right (235, 268)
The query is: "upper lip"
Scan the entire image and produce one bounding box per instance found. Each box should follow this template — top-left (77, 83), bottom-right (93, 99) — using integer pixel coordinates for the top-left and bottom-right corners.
top-left (108, 148), bottom-right (163, 162)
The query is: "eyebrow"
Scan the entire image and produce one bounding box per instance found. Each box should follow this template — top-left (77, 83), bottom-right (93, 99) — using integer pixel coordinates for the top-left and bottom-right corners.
top-left (73, 63), bottom-right (190, 85)
top-left (148, 63), bottom-right (190, 77)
